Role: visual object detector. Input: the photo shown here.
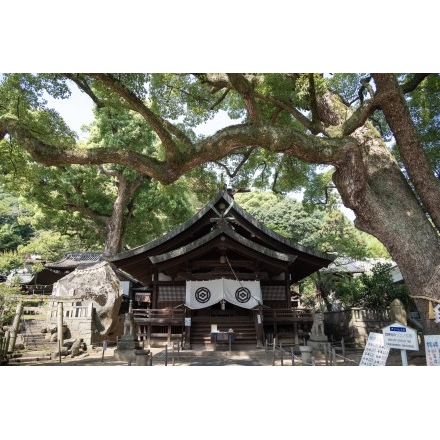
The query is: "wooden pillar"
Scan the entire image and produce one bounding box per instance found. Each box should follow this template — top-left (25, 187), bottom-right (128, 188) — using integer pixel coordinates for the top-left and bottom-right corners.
top-left (285, 269), bottom-right (292, 308)
top-left (152, 267), bottom-right (159, 308)
top-left (293, 308), bottom-right (299, 345)
top-left (147, 325), bottom-right (151, 348)
top-left (8, 301), bottom-right (23, 353)
top-left (255, 307), bottom-right (264, 348)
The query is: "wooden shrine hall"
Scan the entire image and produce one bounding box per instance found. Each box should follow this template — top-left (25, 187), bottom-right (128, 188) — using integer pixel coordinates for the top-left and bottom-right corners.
top-left (108, 188), bottom-right (336, 349)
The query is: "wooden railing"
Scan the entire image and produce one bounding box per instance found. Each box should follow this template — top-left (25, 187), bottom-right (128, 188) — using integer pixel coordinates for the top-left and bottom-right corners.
top-left (262, 308), bottom-right (314, 322)
top-left (132, 308), bottom-right (185, 325)
top-left (133, 309), bottom-right (186, 347)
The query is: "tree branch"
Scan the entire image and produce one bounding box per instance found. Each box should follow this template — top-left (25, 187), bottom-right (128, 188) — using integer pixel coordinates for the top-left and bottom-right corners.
top-left (1, 113), bottom-right (353, 184)
top-left (227, 74), bottom-right (261, 123)
top-left (214, 148), bottom-right (255, 179)
top-left (63, 74), bottom-right (104, 108)
top-left (88, 73), bottom-right (192, 159)
top-left (253, 91), bottom-right (319, 133)
top-left (401, 73), bottom-right (430, 94)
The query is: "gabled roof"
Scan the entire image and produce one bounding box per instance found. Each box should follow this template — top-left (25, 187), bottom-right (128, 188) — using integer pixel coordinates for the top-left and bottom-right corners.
top-left (150, 227), bottom-right (297, 265)
top-left (109, 188), bottom-right (336, 284)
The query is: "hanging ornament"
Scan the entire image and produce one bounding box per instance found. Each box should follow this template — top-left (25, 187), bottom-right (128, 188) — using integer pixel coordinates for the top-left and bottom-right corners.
top-left (428, 300), bottom-right (435, 319)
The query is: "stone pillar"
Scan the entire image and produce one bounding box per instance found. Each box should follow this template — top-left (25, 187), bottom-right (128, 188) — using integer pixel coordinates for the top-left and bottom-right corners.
top-left (390, 298), bottom-right (407, 325)
top-left (8, 301), bottom-right (23, 353)
top-left (299, 345), bottom-right (313, 364)
top-left (57, 302), bottom-right (64, 348)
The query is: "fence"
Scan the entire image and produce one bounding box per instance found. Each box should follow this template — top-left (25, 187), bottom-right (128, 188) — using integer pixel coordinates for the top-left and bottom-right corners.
top-left (324, 307), bottom-right (392, 348)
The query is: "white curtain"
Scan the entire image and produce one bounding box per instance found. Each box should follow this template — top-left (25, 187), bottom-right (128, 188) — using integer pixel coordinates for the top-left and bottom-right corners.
top-left (185, 278), bottom-right (262, 309)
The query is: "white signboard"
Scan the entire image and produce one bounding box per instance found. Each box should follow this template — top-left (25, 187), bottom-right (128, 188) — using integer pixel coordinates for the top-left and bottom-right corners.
top-left (184, 317), bottom-right (191, 327)
top-left (382, 322), bottom-right (419, 351)
top-left (424, 335), bottom-right (440, 366)
top-left (359, 332), bottom-right (390, 366)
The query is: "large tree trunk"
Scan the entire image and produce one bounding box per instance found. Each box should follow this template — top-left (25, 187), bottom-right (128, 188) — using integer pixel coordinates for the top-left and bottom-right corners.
top-left (332, 122), bottom-right (440, 334)
top-left (103, 174), bottom-right (143, 256)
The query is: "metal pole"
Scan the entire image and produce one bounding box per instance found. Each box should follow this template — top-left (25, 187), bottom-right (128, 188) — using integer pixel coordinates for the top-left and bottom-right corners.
top-left (400, 349), bottom-right (408, 366)
top-left (165, 344), bottom-right (168, 366)
top-left (280, 343), bottom-right (283, 366)
top-left (101, 340), bottom-right (107, 362)
top-left (272, 337), bottom-right (276, 366)
top-left (265, 339), bottom-right (268, 365)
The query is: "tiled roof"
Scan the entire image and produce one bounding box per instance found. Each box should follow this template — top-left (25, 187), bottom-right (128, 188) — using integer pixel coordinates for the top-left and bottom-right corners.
top-left (45, 252), bottom-right (103, 270)
top-left (320, 256), bottom-right (366, 274)
top-left (321, 257), bottom-right (395, 274)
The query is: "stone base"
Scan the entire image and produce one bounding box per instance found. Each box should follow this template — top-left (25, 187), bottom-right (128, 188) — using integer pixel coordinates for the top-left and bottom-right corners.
top-left (308, 339), bottom-right (330, 352)
top-left (134, 349), bottom-right (151, 366)
top-left (299, 345), bottom-right (313, 364)
top-left (117, 340), bottom-right (139, 350)
top-left (114, 347), bottom-right (150, 365)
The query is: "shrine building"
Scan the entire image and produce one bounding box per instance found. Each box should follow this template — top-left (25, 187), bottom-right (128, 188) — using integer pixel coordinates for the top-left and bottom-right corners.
top-left (108, 188), bottom-right (336, 349)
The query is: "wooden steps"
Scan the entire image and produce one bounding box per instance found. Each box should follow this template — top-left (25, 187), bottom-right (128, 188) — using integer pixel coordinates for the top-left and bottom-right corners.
top-left (190, 316), bottom-right (257, 347)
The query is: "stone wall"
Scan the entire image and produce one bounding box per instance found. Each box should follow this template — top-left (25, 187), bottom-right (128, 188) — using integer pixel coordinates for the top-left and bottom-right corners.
top-left (324, 308), bottom-right (392, 348)
top-left (46, 301), bottom-right (96, 345)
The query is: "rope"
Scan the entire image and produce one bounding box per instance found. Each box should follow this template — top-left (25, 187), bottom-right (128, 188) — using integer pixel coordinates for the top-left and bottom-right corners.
top-left (225, 255), bottom-right (262, 305)
top-left (409, 295), bottom-right (440, 304)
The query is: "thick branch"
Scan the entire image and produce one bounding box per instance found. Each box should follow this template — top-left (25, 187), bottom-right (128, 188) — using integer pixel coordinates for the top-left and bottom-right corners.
top-left (88, 73), bottom-right (192, 159)
top-left (401, 73), bottom-right (430, 94)
top-left (1, 115), bottom-right (354, 184)
top-left (227, 74), bottom-right (261, 123)
top-left (373, 73), bottom-right (440, 231)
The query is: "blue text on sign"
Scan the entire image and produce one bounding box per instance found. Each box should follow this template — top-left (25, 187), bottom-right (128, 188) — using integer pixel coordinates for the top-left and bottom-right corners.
top-left (390, 327), bottom-right (406, 332)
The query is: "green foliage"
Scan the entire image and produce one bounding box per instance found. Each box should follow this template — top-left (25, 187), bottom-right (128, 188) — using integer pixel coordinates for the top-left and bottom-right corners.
top-left (236, 190), bottom-right (324, 245)
top-left (0, 189), bottom-right (34, 251)
top-left (0, 285), bottom-right (21, 326)
top-left (17, 230), bottom-right (86, 262)
top-left (122, 179), bottom-right (196, 247)
top-left (235, 190), bottom-right (386, 258)
top-left (333, 263), bottom-right (410, 309)
top-left (0, 251), bottom-right (22, 273)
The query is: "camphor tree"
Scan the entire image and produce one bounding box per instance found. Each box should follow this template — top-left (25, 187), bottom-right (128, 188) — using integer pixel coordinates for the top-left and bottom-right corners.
top-left (0, 81), bottom-right (200, 256)
top-left (1, 73), bottom-right (439, 333)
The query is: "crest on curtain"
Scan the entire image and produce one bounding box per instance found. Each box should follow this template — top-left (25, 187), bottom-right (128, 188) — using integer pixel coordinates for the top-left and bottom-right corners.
top-left (185, 278), bottom-right (262, 309)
